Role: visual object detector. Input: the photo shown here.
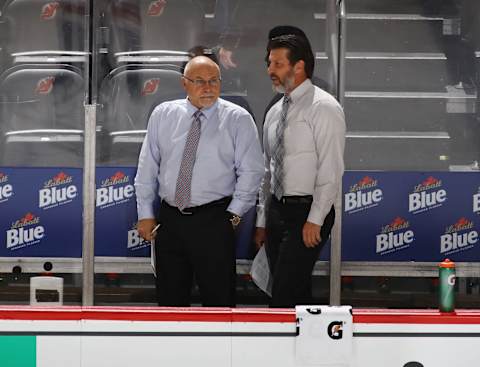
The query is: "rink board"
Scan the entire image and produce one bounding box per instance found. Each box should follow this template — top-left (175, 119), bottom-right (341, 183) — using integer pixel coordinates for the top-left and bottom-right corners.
top-left (0, 307), bottom-right (479, 367)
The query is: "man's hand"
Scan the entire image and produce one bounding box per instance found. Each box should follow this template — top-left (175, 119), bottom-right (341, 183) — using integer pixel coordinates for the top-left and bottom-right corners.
top-left (302, 221), bottom-right (322, 248)
top-left (137, 218), bottom-right (157, 242)
top-left (219, 47), bottom-right (237, 69)
top-left (254, 227), bottom-right (266, 250)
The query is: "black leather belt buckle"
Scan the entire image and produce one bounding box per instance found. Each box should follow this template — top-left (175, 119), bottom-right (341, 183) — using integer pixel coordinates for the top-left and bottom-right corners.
top-left (278, 195), bottom-right (313, 204)
top-left (176, 196), bottom-right (231, 215)
top-left (179, 209), bottom-right (193, 215)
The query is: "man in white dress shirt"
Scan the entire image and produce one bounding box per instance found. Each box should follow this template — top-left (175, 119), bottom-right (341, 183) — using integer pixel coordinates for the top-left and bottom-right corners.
top-left (135, 56), bottom-right (263, 307)
top-left (255, 34), bottom-right (346, 307)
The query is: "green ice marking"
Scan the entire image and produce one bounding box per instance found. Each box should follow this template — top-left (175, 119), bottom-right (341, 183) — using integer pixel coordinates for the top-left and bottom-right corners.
top-left (0, 336), bottom-right (36, 367)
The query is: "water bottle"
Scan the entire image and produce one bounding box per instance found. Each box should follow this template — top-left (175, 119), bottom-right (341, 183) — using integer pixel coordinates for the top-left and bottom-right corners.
top-left (439, 258), bottom-right (455, 313)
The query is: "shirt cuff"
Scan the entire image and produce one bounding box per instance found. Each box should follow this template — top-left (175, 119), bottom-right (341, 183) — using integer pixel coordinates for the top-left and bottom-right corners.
top-left (307, 201), bottom-right (327, 227)
top-left (256, 204), bottom-right (266, 228)
top-left (227, 198), bottom-right (248, 217)
top-left (137, 204), bottom-right (156, 221)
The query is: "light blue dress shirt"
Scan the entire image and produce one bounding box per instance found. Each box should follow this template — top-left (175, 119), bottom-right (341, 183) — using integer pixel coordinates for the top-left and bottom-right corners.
top-left (135, 97), bottom-right (264, 220)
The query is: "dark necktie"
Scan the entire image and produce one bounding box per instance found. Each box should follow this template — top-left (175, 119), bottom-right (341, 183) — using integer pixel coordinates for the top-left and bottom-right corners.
top-left (272, 94), bottom-right (291, 200)
top-left (174, 110), bottom-right (203, 210)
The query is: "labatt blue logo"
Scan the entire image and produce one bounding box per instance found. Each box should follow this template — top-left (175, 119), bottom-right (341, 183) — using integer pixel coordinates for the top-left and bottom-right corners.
top-left (344, 176), bottom-right (382, 214)
top-left (474, 188), bottom-right (480, 215)
top-left (39, 171), bottom-right (77, 209)
top-left (96, 171), bottom-right (134, 209)
top-left (0, 172), bottom-right (13, 204)
top-left (6, 213), bottom-right (45, 250)
top-left (127, 223), bottom-right (150, 250)
top-left (409, 176), bottom-right (446, 214)
top-left (440, 217), bottom-right (478, 255)
top-left (376, 217), bottom-right (414, 255)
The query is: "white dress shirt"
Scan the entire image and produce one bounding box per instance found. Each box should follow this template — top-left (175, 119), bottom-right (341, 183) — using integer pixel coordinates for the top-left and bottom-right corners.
top-left (257, 79), bottom-right (346, 227)
top-left (135, 98), bottom-right (264, 220)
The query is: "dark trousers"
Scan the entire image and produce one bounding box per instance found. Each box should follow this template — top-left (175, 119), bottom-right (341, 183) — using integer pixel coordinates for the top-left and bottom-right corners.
top-left (265, 197), bottom-right (335, 308)
top-left (154, 199), bottom-right (236, 307)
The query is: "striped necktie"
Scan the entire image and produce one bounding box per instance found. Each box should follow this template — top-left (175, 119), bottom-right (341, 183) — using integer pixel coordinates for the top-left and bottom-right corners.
top-left (272, 94), bottom-right (291, 200)
top-left (174, 110), bottom-right (203, 211)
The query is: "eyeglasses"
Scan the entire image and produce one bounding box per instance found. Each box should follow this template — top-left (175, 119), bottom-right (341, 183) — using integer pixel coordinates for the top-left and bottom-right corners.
top-left (183, 76), bottom-right (221, 88)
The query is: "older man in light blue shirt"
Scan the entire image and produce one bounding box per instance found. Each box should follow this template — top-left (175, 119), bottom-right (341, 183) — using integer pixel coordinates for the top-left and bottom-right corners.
top-left (135, 56), bottom-right (263, 307)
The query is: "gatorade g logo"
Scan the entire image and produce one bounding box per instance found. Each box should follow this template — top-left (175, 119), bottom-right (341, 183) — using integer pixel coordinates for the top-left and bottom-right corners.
top-left (448, 274), bottom-right (456, 286)
top-left (327, 321), bottom-right (343, 340)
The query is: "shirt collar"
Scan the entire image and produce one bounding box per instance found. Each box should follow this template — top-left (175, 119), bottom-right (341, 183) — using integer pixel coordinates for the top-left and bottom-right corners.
top-left (186, 98), bottom-right (218, 120)
top-left (286, 78), bottom-right (312, 104)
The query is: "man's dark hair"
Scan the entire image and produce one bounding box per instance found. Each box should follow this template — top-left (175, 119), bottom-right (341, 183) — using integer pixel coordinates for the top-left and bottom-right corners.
top-left (268, 25), bottom-right (308, 41)
top-left (267, 34), bottom-right (315, 79)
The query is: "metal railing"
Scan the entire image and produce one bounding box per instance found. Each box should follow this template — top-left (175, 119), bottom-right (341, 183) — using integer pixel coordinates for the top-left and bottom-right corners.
top-left (325, 0), bottom-right (347, 306)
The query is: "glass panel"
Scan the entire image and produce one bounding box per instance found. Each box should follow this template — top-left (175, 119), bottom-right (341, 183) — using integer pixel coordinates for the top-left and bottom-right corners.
top-left (0, 0), bottom-right (88, 305)
top-left (93, 0), bottom-right (333, 306)
top-left (340, 0), bottom-right (480, 308)
top-left (343, 0), bottom-right (480, 170)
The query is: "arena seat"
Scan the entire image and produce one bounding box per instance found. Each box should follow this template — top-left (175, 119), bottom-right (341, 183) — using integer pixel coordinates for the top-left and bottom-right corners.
top-left (98, 64), bottom-right (185, 166)
top-left (105, 0), bottom-right (206, 59)
top-left (2, 0), bottom-right (86, 56)
top-left (0, 64), bottom-right (85, 167)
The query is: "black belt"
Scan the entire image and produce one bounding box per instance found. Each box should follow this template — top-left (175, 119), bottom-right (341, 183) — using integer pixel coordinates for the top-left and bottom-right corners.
top-left (163, 196), bottom-right (231, 215)
top-left (272, 195), bottom-right (313, 205)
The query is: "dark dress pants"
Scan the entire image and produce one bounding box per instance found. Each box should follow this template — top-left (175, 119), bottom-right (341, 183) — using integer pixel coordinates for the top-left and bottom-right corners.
top-left (265, 199), bottom-right (335, 308)
top-left (154, 200), bottom-right (236, 307)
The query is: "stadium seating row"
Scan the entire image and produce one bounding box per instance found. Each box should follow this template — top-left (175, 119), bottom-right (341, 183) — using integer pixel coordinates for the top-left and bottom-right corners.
top-left (0, 0), bottom-right (478, 169)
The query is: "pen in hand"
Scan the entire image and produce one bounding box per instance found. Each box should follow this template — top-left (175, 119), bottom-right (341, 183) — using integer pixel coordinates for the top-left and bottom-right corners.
top-left (150, 223), bottom-right (161, 239)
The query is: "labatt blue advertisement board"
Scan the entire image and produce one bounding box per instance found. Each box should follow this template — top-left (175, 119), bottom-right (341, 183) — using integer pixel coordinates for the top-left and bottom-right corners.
top-left (0, 168), bottom-right (82, 257)
top-left (342, 172), bottom-right (480, 262)
top-left (94, 167), bottom-right (150, 257)
top-left (0, 168), bottom-right (479, 262)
